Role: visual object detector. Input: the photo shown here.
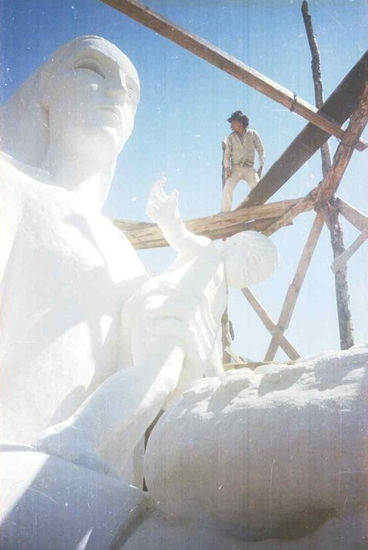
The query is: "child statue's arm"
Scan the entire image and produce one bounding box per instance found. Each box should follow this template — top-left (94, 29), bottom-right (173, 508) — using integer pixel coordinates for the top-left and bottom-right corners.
top-left (146, 179), bottom-right (209, 256)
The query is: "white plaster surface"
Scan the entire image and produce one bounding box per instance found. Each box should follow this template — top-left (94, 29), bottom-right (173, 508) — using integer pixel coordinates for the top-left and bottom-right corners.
top-left (0, 441), bottom-right (152, 550)
top-left (2, 35), bottom-right (366, 550)
top-left (0, 36), bottom-right (147, 450)
top-left (30, 180), bottom-right (278, 476)
top-left (144, 346), bottom-right (368, 543)
top-left (121, 507), bottom-right (368, 550)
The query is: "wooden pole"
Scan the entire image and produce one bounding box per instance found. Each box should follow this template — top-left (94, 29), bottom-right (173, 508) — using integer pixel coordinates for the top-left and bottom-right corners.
top-left (220, 140), bottom-right (235, 363)
top-left (302, 0), bottom-right (357, 350)
top-left (102, 0), bottom-right (366, 150)
top-left (302, 0), bottom-right (331, 177)
top-left (264, 213), bottom-right (324, 361)
top-left (241, 288), bottom-right (300, 360)
top-left (323, 201), bottom-right (354, 349)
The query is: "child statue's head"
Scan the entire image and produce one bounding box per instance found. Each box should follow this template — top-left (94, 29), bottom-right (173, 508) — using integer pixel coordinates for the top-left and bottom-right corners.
top-left (216, 231), bottom-right (279, 289)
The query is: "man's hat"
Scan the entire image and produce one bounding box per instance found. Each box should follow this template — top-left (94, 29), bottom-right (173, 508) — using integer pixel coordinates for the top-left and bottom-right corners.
top-left (227, 110), bottom-right (249, 127)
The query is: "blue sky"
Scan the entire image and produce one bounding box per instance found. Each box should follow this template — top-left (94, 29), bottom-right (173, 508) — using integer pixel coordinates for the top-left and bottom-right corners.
top-left (1, 0), bottom-right (367, 360)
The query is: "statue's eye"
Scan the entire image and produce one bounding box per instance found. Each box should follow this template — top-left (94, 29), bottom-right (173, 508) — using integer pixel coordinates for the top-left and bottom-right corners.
top-left (74, 58), bottom-right (105, 79)
top-left (126, 76), bottom-right (140, 102)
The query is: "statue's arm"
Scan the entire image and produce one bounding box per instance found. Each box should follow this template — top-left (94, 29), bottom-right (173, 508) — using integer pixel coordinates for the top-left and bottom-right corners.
top-left (146, 179), bottom-right (209, 256)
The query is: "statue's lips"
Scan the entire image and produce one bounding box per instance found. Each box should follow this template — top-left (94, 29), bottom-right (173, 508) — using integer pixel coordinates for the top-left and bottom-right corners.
top-left (99, 106), bottom-right (122, 125)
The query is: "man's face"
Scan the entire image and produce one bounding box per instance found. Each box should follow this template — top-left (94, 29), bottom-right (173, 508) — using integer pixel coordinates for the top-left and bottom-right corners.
top-left (230, 119), bottom-right (244, 134)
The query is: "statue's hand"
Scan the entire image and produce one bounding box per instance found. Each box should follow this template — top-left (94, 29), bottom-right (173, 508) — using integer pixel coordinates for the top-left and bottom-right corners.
top-left (146, 178), bottom-right (179, 225)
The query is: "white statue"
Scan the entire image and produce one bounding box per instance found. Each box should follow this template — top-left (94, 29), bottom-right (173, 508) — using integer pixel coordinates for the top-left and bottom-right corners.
top-left (0, 37), bottom-right (148, 449)
top-left (0, 36), bottom-right (277, 476)
top-left (36, 180), bottom-right (278, 473)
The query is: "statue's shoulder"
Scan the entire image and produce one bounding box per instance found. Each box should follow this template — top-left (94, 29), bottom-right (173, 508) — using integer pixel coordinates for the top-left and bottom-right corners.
top-left (0, 152), bottom-right (46, 185)
top-left (0, 152), bottom-right (20, 179)
top-left (0, 152), bottom-right (25, 200)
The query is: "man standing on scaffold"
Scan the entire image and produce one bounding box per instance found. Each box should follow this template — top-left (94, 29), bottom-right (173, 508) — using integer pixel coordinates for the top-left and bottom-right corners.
top-left (221, 110), bottom-right (265, 212)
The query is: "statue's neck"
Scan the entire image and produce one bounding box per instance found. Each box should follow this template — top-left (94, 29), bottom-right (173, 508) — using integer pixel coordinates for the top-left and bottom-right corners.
top-left (42, 145), bottom-right (112, 213)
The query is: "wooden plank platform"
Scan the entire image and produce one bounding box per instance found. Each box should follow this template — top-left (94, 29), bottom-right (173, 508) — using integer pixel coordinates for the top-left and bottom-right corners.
top-left (114, 198), bottom-right (303, 249)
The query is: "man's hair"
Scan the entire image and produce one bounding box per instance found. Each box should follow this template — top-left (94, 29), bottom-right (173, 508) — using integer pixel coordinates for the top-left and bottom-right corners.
top-left (227, 110), bottom-right (249, 129)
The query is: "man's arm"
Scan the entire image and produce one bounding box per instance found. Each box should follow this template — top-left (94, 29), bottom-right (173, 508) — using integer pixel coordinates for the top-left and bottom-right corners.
top-left (253, 131), bottom-right (265, 178)
top-left (223, 136), bottom-right (232, 178)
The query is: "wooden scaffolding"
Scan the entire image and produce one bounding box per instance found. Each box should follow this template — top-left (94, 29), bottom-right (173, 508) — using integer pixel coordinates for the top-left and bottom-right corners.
top-left (103, 0), bottom-right (368, 366)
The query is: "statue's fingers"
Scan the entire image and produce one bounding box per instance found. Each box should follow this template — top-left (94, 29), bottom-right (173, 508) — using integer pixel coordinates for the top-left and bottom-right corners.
top-left (154, 177), bottom-right (167, 199)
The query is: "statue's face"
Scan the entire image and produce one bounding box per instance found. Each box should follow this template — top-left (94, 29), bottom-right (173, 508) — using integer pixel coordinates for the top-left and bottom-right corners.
top-left (44, 42), bottom-right (140, 164)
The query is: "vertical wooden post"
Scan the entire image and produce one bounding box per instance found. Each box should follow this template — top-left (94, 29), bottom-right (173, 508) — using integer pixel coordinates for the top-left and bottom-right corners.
top-left (302, 0), bottom-right (354, 349)
top-left (220, 140), bottom-right (234, 362)
top-left (323, 201), bottom-right (354, 349)
top-left (301, 0), bottom-right (331, 177)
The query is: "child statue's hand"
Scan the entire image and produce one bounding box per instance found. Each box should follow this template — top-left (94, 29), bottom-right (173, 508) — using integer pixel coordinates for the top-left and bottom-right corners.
top-left (146, 178), bottom-right (179, 224)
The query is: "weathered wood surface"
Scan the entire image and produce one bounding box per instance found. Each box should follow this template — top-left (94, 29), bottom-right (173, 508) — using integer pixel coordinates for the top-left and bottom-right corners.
top-left (331, 226), bottom-right (368, 273)
top-left (301, 0), bottom-right (332, 177)
top-left (102, 0), bottom-right (367, 151)
top-left (302, 0), bottom-right (354, 351)
top-left (262, 192), bottom-right (316, 236)
top-left (241, 288), bottom-right (300, 360)
top-left (317, 82), bottom-right (368, 203)
top-left (336, 197), bottom-right (368, 232)
top-left (323, 202), bottom-right (354, 349)
top-left (261, 82), bottom-right (368, 240)
top-left (239, 50), bottom-right (368, 207)
top-left (264, 213), bottom-right (324, 361)
top-left (114, 198), bottom-right (300, 249)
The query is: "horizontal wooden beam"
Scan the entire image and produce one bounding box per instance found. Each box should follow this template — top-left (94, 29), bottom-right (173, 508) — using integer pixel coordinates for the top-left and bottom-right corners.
top-left (239, 50), bottom-right (368, 207)
top-left (102, 0), bottom-right (366, 150)
top-left (114, 198), bottom-right (299, 249)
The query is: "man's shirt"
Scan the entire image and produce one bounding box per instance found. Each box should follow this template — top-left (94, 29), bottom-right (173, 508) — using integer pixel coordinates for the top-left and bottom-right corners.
top-left (223, 128), bottom-right (265, 170)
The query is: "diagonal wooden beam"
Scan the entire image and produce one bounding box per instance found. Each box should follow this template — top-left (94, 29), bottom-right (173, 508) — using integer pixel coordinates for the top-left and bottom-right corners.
top-left (262, 191), bottom-right (317, 236)
top-left (102, 0), bottom-right (367, 150)
top-left (316, 82), bottom-right (368, 204)
top-left (238, 50), bottom-right (368, 207)
top-left (261, 82), bottom-right (368, 237)
top-left (241, 288), bottom-right (300, 360)
top-left (331, 226), bottom-right (368, 273)
top-left (264, 213), bottom-right (324, 361)
top-left (335, 197), bottom-right (368, 232)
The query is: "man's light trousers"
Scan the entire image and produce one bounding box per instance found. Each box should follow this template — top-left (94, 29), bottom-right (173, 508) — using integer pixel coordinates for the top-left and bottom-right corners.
top-left (221, 166), bottom-right (259, 212)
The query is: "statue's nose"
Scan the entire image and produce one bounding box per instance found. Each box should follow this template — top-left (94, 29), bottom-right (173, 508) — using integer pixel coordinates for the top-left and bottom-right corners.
top-left (106, 71), bottom-right (129, 101)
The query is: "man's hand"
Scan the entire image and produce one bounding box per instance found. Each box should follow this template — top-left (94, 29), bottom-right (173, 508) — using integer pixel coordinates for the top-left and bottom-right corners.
top-left (257, 166), bottom-right (263, 179)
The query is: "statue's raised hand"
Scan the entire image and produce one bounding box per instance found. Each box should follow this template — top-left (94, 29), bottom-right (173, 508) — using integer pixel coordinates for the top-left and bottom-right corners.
top-left (146, 178), bottom-right (179, 224)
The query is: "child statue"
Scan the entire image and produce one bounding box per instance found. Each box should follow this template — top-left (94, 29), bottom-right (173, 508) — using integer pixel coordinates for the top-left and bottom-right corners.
top-left (36, 180), bottom-right (278, 475)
